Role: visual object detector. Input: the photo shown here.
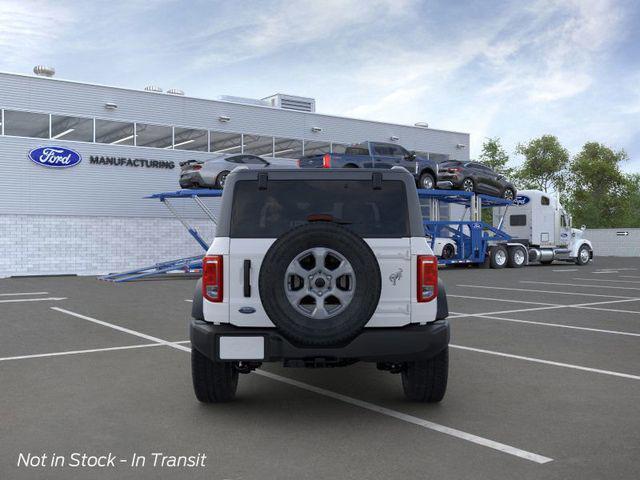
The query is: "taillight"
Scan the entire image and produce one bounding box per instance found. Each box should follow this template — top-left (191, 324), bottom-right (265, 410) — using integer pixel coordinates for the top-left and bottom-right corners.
top-left (322, 153), bottom-right (331, 168)
top-left (202, 255), bottom-right (223, 302)
top-left (448, 167), bottom-right (460, 173)
top-left (296, 159), bottom-right (301, 167)
top-left (417, 255), bottom-right (438, 302)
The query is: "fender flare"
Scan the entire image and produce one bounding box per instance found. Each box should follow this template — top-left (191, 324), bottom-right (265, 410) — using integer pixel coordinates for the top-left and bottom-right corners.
top-left (436, 278), bottom-right (448, 320)
top-left (191, 278), bottom-right (204, 320)
top-left (571, 239), bottom-right (593, 258)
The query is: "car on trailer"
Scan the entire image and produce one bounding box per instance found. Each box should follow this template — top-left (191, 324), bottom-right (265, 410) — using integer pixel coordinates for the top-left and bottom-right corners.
top-left (437, 160), bottom-right (517, 200)
top-left (190, 167), bottom-right (450, 403)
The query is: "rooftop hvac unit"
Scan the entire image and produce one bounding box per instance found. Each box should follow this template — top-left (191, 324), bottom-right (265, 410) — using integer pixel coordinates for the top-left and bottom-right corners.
top-left (167, 88), bottom-right (185, 96)
top-left (262, 94), bottom-right (316, 112)
top-left (144, 85), bottom-right (163, 93)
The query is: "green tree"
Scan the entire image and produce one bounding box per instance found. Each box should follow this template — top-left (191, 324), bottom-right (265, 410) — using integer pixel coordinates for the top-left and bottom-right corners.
top-left (515, 135), bottom-right (569, 192)
top-left (478, 137), bottom-right (514, 177)
top-left (566, 142), bottom-right (633, 228)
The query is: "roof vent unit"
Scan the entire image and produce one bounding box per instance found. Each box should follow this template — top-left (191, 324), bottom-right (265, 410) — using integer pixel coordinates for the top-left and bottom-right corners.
top-left (144, 85), bottom-right (163, 93)
top-left (33, 65), bottom-right (55, 77)
top-left (219, 95), bottom-right (270, 107)
top-left (262, 94), bottom-right (316, 112)
top-left (167, 88), bottom-right (185, 96)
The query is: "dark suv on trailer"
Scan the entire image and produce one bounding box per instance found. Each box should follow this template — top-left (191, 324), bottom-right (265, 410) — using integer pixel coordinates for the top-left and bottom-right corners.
top-left (438, 160), bottom-right (517, 199)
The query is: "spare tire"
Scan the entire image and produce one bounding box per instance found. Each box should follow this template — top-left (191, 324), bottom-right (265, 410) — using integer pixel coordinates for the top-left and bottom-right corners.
top-left (259, 222), bottom-right (381, 347)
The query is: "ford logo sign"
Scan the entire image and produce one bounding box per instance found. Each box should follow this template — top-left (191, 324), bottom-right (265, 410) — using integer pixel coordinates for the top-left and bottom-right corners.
top-left (514, 195), bottom-right (530, 206)
top-left (28, 146), bottom-right (82, 168)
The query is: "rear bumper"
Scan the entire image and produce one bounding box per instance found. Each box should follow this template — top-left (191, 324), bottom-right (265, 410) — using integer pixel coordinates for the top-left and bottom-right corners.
top-left (179, 172), bottom-right (206, 188)
top-left (190, 320), bottom-right (450, 364)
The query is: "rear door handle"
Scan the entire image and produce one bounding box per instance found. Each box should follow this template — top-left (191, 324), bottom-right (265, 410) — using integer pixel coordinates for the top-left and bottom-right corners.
top-left (243, 260), bottom-right (251, 297)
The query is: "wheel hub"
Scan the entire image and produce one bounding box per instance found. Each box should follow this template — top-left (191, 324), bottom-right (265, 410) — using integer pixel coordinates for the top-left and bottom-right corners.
top-left (284, 247), bottom-right (356, 319)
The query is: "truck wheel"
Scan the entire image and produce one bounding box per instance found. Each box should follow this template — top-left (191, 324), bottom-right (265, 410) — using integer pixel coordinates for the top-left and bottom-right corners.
top-left (489, 245), bottom-right (508, 269)
top-left (419, 172), bottom-right (435, 190)
top-left (259, 222), bottom-right (381, 347)
top-left (191, 349), bottom-right (238, 403)
top-left (502, 187), bottom-right (515, 200)
top-left (507, 246), bottom-right (526, 268)
top-left (215, 171), bottom-right (230, 189)
top-left (402, 347), bottom-right (448, 402)
top-left (576, 245), bottom-right (591, 265)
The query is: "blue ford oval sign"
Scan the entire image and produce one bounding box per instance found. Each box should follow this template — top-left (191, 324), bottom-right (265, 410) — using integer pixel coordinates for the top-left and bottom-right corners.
top-left (28, 146), bottom-right (82, 168)
top-left (514, 195), bottom-right (530, 206)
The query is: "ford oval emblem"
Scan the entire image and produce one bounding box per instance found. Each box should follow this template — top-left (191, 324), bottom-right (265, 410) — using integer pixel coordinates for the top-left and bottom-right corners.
top-left (238, 307), bottom-right (256, 314)
top-left (28, 146), bottom-right (82, 168)
top-left (514, 195), bottom-right (530, 206)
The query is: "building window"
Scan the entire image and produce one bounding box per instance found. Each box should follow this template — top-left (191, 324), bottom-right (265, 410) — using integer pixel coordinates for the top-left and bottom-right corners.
top-left (95, 119), bottom-right (135, 145)
top-left (3, 110), bottom-right (49, 138)
top-left (51, 115), bottom-right (93, 142)
top-left (331, 143), bottom-right (348, 154)
top-left (210, 131), bottom-right (242, 154)
top-left (243, 135), bottom-right (274, 156)
top-left (274, 137), bottom-right (303, 158)
top-left (303, 140), bottom-right (331, 156)
top-left (135, 123), bottom-right (172, 149)
top-left (173, 127), bottom-right (208, 151)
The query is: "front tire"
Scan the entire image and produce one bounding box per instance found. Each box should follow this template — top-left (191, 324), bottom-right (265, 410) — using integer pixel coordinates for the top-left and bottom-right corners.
top-left (576, 245), bottom-right (591, 265)
top-left (191, 349), bottom-right (238, 403)
top-left (402, 347), bottom-right (448, 402)
top-left (419, 172), bottom-right (435, 190)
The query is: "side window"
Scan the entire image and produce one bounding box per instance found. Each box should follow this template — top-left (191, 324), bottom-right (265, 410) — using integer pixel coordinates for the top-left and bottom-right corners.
top-left (373, 145), bottom-right (393, 156)
top-left (243, 155), bottom-right (267, 165)
top-left (390, 145), bottom-right (408, 158)
top-left (541, 196), bottom-right (550, 206)
top-left (510, 215), bottom-right (527, 226)
top-left (561, 215), bottom-right (567, 227)
top-left (226, 156), bottom-right (242, 164)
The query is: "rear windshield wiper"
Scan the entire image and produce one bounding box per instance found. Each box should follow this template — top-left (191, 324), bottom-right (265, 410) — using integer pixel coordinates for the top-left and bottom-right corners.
top-left (307, 214), bottom-right (353, 225)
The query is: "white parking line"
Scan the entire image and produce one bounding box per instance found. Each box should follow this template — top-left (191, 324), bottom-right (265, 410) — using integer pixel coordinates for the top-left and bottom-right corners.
top-left (449, 312), bottom-right (640, 337)
top-left (257, 369), bottom-right (552, 464)
top-left (0, 297), bottom-right (67, 304)
top-left (450, 344), bottom-right (640, 380)
top-left (49, 307), bottom-right (553, 464)
top-left (185, 299), bottom-right (193, 303)
top-left (573, 278), bottom-right (640, 284)
top-left (51, 307), bottom-right (191, 352)
top-left (521, 281), bottom-right (640, 292)
top-left (621, 275), bottom-right (640, 279)
top-left (456, 284), bottom-right (636, 299)
top-left (552, 269), bottom-right (578, 272)
top-left (0, 341), bottom-right (191, 362)
top-left (0, 292), bottom-right (49, 296)
top-left (447, 295), bottom-right (559, 307)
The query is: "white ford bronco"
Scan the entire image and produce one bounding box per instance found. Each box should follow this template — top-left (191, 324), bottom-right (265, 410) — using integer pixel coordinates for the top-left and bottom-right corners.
top-left (190, 168), bottom-right (450, 403)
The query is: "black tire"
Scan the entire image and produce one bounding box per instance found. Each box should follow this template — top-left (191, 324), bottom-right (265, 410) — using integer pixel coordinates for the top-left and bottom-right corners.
top-left (490, 245), bottom-right (508, 269)
top-left (502, 187), bottom-right (515, 201)
top-left (344, 164), bottom-right (358, 168)
top-left (576, 245), bottom-right (591, 266)
top-left (507, 246), bottom-right (526, 268)
top-left (402, 347), bottom-right (448, 402)
top-left (259, 222), bottom-right (381, 347)
top-left (441, 243), bottom-right (455, 259)
top-left (215, 170), bottom-right (230, 189)
top-left (419, 172), bottom-right (435, 190)
top-left (461, 178), bottom-right (475, 192)
top-left (191, 348), bottom-right (238, 403)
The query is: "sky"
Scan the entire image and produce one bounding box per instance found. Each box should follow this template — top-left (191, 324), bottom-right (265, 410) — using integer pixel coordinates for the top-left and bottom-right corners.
top-left (1, 0), bottom-right (639, 171)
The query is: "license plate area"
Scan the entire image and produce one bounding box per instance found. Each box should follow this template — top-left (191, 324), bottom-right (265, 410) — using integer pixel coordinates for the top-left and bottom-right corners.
top-left (218, 336), bottom-right (265, 360)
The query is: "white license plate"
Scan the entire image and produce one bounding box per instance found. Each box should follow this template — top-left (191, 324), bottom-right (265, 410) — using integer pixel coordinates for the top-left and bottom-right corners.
top-left (219, 336), bottom-right (264, 360)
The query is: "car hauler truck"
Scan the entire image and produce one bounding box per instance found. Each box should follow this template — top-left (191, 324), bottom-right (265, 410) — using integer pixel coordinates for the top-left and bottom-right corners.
top-left (420, 188), bottom-right (593, 268)
top-left (495, 190), bottom-right (593, 266)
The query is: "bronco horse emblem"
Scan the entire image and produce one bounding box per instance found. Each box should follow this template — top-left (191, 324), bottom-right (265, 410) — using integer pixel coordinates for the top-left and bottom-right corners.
top-left (389, 268), bottom-right (403, 286)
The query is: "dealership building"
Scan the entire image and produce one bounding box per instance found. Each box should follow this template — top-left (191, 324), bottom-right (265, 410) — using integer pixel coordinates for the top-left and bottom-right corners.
top-left (0, 69), bottom-right (470, 278)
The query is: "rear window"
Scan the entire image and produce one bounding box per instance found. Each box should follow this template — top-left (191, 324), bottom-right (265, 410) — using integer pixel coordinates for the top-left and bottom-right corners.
top-left (230, 180), bottom-right (410, 238)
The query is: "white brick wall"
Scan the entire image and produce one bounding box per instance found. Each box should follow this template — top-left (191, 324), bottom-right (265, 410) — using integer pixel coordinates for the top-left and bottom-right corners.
top-left (583, 228), bottom-right (640, 257)
top-left (0, 215), bottom-right (216, 278)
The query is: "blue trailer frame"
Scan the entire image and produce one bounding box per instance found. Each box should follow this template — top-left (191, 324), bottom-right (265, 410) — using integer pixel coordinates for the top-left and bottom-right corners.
top-left (100, 189), bottom-right (222, 282)
top-left (417, 189), bottom-right (513, 265)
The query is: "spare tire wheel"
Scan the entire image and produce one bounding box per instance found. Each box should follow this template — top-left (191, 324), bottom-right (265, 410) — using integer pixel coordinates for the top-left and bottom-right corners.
top-left (259, 222), bottom-right (381, 347)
